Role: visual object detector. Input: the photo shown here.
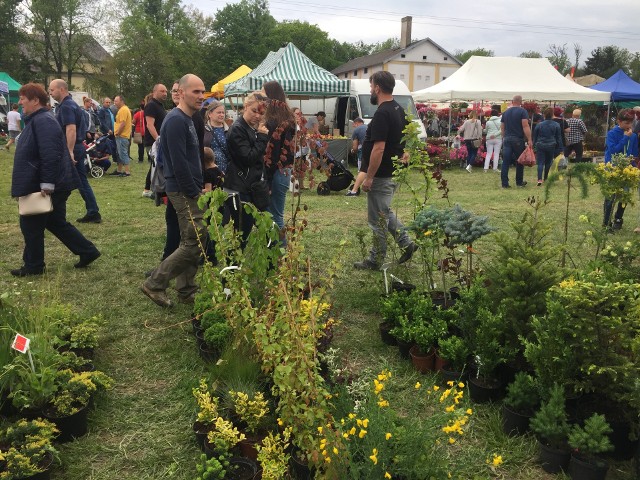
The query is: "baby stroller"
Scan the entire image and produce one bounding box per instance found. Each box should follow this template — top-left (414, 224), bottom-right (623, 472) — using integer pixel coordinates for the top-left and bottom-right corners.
top-left (84, 134), bottom-right (115, 178)
top-left (315, 142), bottom-right (354, 196)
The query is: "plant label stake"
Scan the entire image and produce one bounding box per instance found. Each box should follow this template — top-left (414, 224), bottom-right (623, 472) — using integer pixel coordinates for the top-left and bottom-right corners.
top-left (11, 333), bottom-right (35, 373)
top-left (381, 263), bottom-right (394, 294)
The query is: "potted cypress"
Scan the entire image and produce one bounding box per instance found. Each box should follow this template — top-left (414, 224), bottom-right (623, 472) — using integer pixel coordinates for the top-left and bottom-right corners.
top-left (502, 372), bottom-right (539, 436)
top-left (530, 384), bottom-right (571, 473)
top-left (567, 414), bottom-right (613, 480)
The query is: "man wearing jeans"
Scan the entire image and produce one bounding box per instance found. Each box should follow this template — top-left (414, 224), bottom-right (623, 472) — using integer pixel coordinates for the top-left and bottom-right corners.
top-left (49, 79), bottom-right (102, 223)
top-left (141, 74), bottom-right (206, 308)
top-left (354, 71), bottom-right (417, 270)
top-left (500, 95), bottom-right (532, 189)
top-left (113, 95), bottom-right (132, 176)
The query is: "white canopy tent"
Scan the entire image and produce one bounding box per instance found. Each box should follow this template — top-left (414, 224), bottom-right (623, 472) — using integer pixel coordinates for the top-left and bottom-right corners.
top-left (412, 56), bottom-right (611, 102)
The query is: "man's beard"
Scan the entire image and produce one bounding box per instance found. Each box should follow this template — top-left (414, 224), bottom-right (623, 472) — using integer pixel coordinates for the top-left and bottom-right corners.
top-left (370, 93), bottom-right (378, 105)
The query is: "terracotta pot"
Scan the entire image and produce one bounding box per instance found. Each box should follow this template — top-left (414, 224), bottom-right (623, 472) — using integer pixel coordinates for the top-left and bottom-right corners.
top-left (409, 345), bottom-right (435, 374)
top-left (434, 351), bottom-right (446, 372)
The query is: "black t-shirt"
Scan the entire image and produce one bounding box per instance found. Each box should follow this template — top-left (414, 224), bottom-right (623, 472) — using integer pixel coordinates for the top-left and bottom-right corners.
top-left (552, 118), bottom-right (569, 147)
top-left (203, 166), bottom-right (223, 189)
top-left (361, 100), bottom-right (406, 178)
top-left (143, 98), bottom-right (166, 146)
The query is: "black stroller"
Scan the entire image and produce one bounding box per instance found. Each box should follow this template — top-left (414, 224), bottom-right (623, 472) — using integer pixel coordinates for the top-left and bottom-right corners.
top-left (315, 141), bottom-right (354, 196)
top-left (84, 134), bottom-right (115, 178)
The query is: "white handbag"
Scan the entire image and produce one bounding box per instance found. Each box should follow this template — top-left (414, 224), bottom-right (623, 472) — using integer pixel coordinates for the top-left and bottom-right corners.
top-left (18, 192), bottom-right (53, 216)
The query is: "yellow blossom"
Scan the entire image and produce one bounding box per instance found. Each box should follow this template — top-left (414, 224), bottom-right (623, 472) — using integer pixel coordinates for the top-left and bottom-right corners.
top-left (385, 432), bottom-right (392, 440)
top-left (333, 447), bottom-right (339, 455)
top-left (369, 448), bottom-right (378, 465)
top-left (317, 426), bottom-right (323, 434)
top-left (445, 405), bottom-right (455, 412)
top-left (466, 408), bottom-right (473, 415)
top-left (362, 419), bottom-right (369, 428)
top-left (458, 382), bottom-right (465, 388)
top-left (447, 381), bottom-right (454, 386)
top-left (348, 413), bottom-right (356, 419)
top-left (415, 382), bottom-right (421, 389)
top-left (433, 385), bottom-right (440, 391)
top-left (492, 454), bottom-right (503, 467)
top-left (349, 427), bottom-right (356, 435)
top-left (359, 429), bottom-right (367, 438)
top-left (378, 399), bottom-right (389, 408)
top-left (324, 456), bottom-right (331, 463)
top-left (277, 418), bottom-right (283, 426)
top-left (384, 473), bottom-right (392, 479)
top-left (424, 230), bottom-right (433, 236)
top-left (342, 433), bottom-right (349, 439)
top-left (448, 437), bottom-right (456, 444)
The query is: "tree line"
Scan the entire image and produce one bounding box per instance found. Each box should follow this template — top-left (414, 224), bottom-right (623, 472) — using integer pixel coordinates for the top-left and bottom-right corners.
top-left (1, 0), bottom-right (639, 103)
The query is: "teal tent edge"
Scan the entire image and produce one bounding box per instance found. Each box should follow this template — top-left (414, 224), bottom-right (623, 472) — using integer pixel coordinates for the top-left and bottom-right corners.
top-left (0, 72), bottom-right (22, 106)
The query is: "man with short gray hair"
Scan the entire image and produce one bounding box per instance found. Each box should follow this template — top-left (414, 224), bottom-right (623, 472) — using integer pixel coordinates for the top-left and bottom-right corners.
top-left (565, 109), bottom-right (588, 162)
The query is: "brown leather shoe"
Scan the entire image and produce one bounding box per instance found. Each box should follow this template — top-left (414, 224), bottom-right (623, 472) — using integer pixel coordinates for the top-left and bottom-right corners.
top-left (177, 293), bottom-right (195, 304)
top-left (141, 283), bottom-right (173, 308)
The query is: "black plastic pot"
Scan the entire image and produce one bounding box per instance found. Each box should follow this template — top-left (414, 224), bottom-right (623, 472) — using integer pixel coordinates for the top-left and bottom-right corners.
top-left (379, 321), bottom-right (398, 346)
top-left (199, 343), bottom-right (220, 363)
top-left (192, 317), bottom-right (203, 336)
top-left (501, 404), bottom-right (531, 436)
top-left (568, 454), bottom-right (608, 480)
top-left (397, 339), bottom-right (413, 360)
top-left (468, 376), bottom-right (504, 403)
top-left (227, 457), bottom-right (258, 480)
top-left (608, 419), bottom-right (639, 461)
top-left (289, 451), bottom-right (315, 480)
top-left (439, 364), bottom-right (468, 385)
top-left (537, 440), bottom-right (570, 474)
top-left (193, 421), bottom-right (210, 452)
top-left (44, 403), bottom-right (89, 442)
top-left (18, 451), bottom-right (53, 480)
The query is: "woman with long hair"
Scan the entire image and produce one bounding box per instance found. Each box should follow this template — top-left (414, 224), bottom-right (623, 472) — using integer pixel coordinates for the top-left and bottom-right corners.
top-left (203, 100), bottom-right (230, 173)
top-left (224, 92), bottom-right (269, 245)
top-left (457, 110), bottom-right (482, 172)
top-left (132, 97), bottom-right (148, 163)
top-left (262, 81), bottom-right (296, 237)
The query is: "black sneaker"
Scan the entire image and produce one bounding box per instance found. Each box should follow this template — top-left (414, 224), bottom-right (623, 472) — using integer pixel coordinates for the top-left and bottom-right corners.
top-left (612, 219), bottom-right (623, 230)
top-left (108, 170), bottom-right (121, 176)
top-left (516, 181), bottom-right (528, 188)
top-left (77, 213), bottom-right (102, 223)
top-left (354, 259), bottom-right (380, 270)
top-left (10, 266), bottom-right (45, 277)
top-left (398, 243), bottom-right (418, 264)
top-left (74, 250), bottom-right (101, 268)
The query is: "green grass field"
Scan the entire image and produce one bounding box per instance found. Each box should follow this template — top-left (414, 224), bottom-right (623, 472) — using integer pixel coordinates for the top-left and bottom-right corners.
top-left (0, 146), bottom-right (636, 479)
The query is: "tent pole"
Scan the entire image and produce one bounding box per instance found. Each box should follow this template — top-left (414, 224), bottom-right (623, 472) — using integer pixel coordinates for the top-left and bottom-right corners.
top-left (606, 102), bottom-right (611, 133)
top-left (447, 103), bottom-right (452, 148)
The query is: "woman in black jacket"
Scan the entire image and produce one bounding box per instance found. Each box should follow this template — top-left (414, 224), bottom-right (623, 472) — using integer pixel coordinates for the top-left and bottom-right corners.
top-left (224, 92), bottom-right (269, 245)
top-left (10, 83), bottom-right (100, 276)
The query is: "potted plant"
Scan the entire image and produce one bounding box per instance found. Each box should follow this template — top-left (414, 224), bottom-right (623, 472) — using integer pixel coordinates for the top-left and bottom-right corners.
top-left (194, 453), bottom-right (227, 480)
top-left (409, 313), bottom-right (448, 374)
top-left (379, 291), bottom-right (410, 346)
top-left (468, 308), bottom-right (512, 403)
top-left (201, 322), bottom-right (232, 362)
top-left (389, 315), bottom-right (415, 359)
top-left (437, 335), bottom-right (470, 382)
top-left (193, 379), bottom-right (220, 451)
top-left (530, 384), bottom-right (571, 474)
top-left (229, 390), bottom-right (270, 459)
top-left (0, 418), bottom-right (59, 480)
top-left (44, 369), bottom-right (113, 441)
top-left (567, 414), bottom-right (613, 480)
top-left (502, 372), bottom-right (539, 436)
top-left (256, 428), bottom-right (291, 480)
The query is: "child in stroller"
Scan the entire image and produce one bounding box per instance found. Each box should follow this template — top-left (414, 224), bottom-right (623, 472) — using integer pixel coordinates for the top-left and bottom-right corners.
top-left (84, 134), bottom-right (115, 178)
top-left (314, 140), bottom-right (354, 195)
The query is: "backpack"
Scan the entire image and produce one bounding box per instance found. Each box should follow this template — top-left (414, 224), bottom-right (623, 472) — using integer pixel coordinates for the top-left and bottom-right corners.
top-left (149, 136), bottom-right (166, 195)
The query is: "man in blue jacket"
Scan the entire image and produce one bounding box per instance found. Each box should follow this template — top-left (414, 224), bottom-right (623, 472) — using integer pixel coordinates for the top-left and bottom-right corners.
top-left (142, 74), bottom-right (206, 308)
top-left (97, 97), bottom-right (114, 135)
top-left (49, 79), bottom-right (102, 223)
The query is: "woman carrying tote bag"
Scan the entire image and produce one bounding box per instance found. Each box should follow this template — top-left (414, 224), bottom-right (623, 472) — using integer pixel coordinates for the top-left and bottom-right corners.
top-left (10, 83), bottom-right (100, 276)
top-left (458, 110), bottom-right (482, 172)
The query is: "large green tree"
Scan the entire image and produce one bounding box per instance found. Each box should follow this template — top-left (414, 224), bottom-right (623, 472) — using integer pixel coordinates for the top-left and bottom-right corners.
top-left (0, 0), bottom-right (31, 81)
top-left (453, 47), bottom-right (494, 64)
top-left (112, 0), bottom-right (212, 102)
top-left (519, 50), bottom-right (542, 59)
top-left (547, 43), bottom-right (571, 75)
top-left (584, 46), bottom-right (632, 79)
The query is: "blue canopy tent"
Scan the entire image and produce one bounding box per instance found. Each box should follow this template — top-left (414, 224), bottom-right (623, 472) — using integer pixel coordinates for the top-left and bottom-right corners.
top-left (590, 70), bottom-right (640, 101)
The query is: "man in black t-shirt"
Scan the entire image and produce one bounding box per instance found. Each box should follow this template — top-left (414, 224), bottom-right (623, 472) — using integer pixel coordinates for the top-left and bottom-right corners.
top-left (354, 71), bottom-right (417, 270)
top-left (142, 84), bottom-right (167, 197)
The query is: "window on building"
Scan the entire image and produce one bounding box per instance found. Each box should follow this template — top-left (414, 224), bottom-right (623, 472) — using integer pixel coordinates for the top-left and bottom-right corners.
top-left (426, 76), bottom-right (431, 81)
top-left (354, 69), bottom-right (358, 75)
top-left (400, 74), bottom-right (405, 79)
top-left (442, 76), bottom-right (447, 80)
top-left (344, 74), bottom-right (348, 78)
top-left (444, 57), bottom-right (448, 61)
top-left (417, 75), bottom-right (422, 80)
top-left (423, 55), bottom-right (427, 60)
top-left (401, 54), bottom-right (406, 58)
top-left (364, 67), bottom-right (368, 74)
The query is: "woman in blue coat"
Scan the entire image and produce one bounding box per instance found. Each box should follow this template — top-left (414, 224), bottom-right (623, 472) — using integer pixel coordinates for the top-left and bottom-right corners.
top-left (533, 107), bottom-right (563, 186)
top-left (10, 83), bottom-right (100, 276)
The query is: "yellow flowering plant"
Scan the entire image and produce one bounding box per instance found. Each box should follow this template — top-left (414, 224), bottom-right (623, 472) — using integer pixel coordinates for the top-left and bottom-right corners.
top-left (229, 390), bottom-right (269, 434)
top-left (49, 369), bottom-right (113, 416)
top-left (592, 153), bottom-right (640, 206)
top-left (192, 379), bottom-right (219, 427)
top-left (0, 418), bottom-right (59, 479)
top-left (256, 427), bottom-right (291, 480)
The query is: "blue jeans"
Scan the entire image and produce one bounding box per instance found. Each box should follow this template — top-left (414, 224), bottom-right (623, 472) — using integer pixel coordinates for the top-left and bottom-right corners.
top-left (267, 168), bottom-right (291, 230)
top-left (501, 137), bottom-right (525, 187)
top-left (74, 145), bottom-right (99, 216)
top-left (536, 145), bottom-right (555, 181)
top-left (115, 137), bottom-right (131, 165)
top-left (464, 140), bottom-right (478, 166)
top-left (19, 190), bottom-right (98, 270)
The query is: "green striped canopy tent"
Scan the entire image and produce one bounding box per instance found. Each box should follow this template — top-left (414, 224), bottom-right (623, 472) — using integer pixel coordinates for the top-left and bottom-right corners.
top-left (224, 43), bottom-right (350, 98)
top-left (0, 72), bottom-right (22, 107)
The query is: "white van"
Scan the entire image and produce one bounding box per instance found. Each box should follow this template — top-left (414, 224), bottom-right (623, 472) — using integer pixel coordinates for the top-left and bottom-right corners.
top-left (333, 79), bottom-right (427, 141)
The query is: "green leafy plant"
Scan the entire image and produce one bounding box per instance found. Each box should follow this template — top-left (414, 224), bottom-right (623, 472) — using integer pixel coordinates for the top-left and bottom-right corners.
top-left (568, 413), bottom-right (613, 460)
top-left (0, 418), bottom-right (59, 479)
top-left (410, 313), bottom-right (449, 355)
top-left (471, 308), bottom-right (513, 381)
top-left (504, 372), bottom-right (539, 414)
top-left (203, 323), bottom-right (232, 352)
top-left (256, 428), bottom-right (291, 480)
top-left (380, 291), bottom-right (412, 326)
top-left (206, 416), bottom-right (246, 454)
top-left (194, 453), bottom-right (227, 480)
top-left (438, 335), bottom-right (469, 372)
top-left (530, 384), bottom-right (570, 449)
top-left (192, 379), bottom-right (219, 427)
top-left (50, 369), bottom-right (113, 416)
top-left (200, 309), bottom-right (227, 330)
top-left (229, 390), bottom-right (269, 434)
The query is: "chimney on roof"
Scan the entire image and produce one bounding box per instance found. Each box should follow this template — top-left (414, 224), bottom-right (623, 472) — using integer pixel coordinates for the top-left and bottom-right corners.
top-left (400, 16), bottom-right (412, 49)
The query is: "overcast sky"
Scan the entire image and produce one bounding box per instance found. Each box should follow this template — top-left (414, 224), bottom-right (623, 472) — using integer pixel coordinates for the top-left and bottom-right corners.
top-left (196, 0), bottom-right (640, 64)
